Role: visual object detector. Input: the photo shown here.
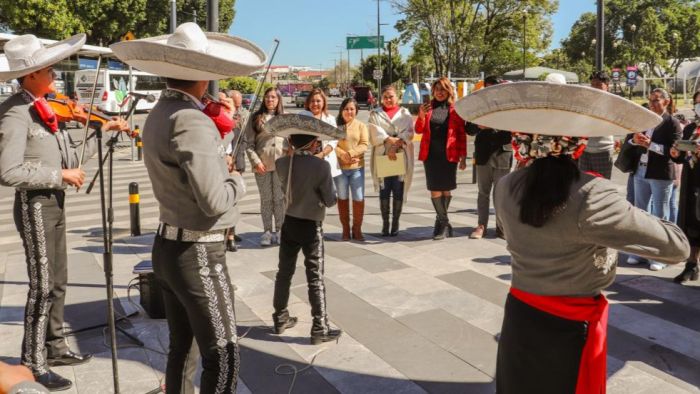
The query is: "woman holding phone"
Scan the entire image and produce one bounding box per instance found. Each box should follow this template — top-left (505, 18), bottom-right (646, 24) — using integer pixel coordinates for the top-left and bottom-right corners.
top-left (415, 77), bottom-right (467, 240)
top-left (669, 90), bottom-right (700, 284)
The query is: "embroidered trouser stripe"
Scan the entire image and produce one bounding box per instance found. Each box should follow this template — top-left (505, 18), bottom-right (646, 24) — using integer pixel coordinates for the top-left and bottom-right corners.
top-left (315, 223), bottom-right (329, 334)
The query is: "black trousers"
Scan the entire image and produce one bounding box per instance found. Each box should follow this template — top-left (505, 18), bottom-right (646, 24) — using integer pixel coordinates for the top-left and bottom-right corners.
top-left (152, 235), bottom-right (239, 394)
top-left (14, 189), bottom-right (69, 375)
top-left (273, 215), bottom-right (330, 334)
top-left (496, 294), bottom-right (587, 394)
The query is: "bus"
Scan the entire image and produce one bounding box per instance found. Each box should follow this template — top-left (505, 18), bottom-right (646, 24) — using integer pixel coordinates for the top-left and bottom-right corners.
top-left (74, 69), bottom-right (166, 114)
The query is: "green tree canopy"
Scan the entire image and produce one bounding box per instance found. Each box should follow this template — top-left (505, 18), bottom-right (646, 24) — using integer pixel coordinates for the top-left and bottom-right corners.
top-left (0, 0), bottom-right (236, 46)
top-left (220, 76), bottom-right (271, 94)
top-left (358, 53), bottom-right (408, 87)
top-left (393, 0), bottom-right (558, 77)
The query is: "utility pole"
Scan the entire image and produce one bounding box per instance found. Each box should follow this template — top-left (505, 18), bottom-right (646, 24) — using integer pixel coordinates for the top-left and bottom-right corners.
top-left (377, 0), bottom-right (382, 90)
top-left (170, 0), bottom-right (177, 33)
top-left (522, 6), bottom-right (528, 79)
top-left (388, 40), bottom-right (393, 86)
top-left (207, 0), bottom-right (219, 95)
top-left (595, 0), bottom-right (604, 71)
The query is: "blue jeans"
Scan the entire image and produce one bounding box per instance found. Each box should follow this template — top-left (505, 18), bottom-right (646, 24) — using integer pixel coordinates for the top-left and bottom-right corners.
top-left (379, 176), bottom-right (404, 201)
top-left (334, 168), bottom-right (364, 201)
top-left (633, 164), bottom-right (672, 220)
top-left (670, 183), bottom-right (679, 223)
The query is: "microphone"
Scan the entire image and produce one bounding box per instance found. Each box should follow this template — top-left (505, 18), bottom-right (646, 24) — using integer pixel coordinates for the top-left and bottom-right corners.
top-left (128, 92), bottom-right (156, 103)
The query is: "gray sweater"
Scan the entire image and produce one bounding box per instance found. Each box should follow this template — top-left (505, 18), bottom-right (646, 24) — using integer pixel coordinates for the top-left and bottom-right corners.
top-left (143, 90), bottom-right (246, 231)
top-left (0, 91), bottom-right (96, 190)
top-left (495, 169), bottom-right (689, 297)
top-left (276, 153), bottom-right (336, 221)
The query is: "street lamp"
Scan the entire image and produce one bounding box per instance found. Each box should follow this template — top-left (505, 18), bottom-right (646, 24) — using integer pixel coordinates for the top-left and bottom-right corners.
top-left (673, 31), bottom-right (680, 103)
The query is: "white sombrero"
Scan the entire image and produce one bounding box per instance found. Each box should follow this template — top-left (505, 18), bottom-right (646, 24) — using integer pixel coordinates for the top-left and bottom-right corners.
top-left (266, 114), bottom-right (346, 141)
top-left (455, 81), bottom-right (662, 137)
top-left (0, 33), bottom-right (86, 82)
top-left (109, 22), bottom-right (266, 81)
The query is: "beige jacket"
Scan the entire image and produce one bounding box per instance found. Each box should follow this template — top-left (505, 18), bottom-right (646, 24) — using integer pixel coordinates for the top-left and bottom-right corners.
top-left (368, 107), bottom-right (415, 202)
top-left (335, 119), bottom-right (369, 170)
top-left (494, 169), bottom-right (689, 297)
top-left (244, 113), bottom-right (288, 172)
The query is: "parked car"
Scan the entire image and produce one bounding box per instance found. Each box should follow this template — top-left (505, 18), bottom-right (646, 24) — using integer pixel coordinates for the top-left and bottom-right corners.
top-left (242, 94), bottom-right (256, 109)
top-left (295, 91), bottom-right (310, 108)
top-left (351, 86), bottom-right (376, 109)
top-left (328, 88), bottom-right (341, 97)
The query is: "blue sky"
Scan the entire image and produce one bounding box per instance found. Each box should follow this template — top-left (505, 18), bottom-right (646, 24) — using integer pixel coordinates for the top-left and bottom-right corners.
top-left (229, 1), bottom-right (597, 68)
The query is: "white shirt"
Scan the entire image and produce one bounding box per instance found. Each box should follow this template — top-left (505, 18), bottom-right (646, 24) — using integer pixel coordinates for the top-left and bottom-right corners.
top-left (299, 110), bottom-right (341, 177)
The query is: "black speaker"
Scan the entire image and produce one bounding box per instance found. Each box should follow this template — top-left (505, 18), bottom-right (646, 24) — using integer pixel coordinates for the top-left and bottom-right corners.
top-left (133, 260), bottom-right (166, 319)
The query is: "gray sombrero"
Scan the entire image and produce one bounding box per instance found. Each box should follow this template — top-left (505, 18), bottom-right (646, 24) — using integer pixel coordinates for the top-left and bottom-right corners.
top-left (109, 22), bottom-right (265, 80)
top-left (266, 114), bottom-right (346, 141)
top-left (0, 33), bottom-right (86, 82)
top-left (454, 81), bottom-right (662, 137)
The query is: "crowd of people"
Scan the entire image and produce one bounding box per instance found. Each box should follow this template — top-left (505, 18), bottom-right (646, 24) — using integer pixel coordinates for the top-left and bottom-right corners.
top-left (0, 21), bottom-right (697, 393)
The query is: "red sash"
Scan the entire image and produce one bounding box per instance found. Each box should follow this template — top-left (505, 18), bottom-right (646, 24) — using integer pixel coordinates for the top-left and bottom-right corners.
top-left (510, 287), bottom-right (609, 394)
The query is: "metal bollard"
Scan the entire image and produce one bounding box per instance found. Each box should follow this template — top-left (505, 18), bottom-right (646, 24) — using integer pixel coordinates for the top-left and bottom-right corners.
top-left (129, 182), bottom-right (141, 236)
top-left (134, 125), bottom-right (143, 161)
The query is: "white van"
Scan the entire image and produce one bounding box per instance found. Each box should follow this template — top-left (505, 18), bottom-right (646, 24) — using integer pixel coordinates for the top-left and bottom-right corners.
top-left (74, 69), bottom-right (165, 114)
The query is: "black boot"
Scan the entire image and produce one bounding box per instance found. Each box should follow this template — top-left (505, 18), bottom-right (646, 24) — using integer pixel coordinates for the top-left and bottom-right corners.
top-left (310, 322), bottom-right (343, 345)
top-left (673, 261), bottom-right (699, 284)
top-left (225, 238), bottom-right (238, 252)
top-left (390, 198), bottom-right (403, 236)
top-left (443, 195), bottom-right (453, 237)
top-left (380, 198), bottom-right (390, 236)
top-left (272, 310), bottom-right (299, 335)
top-left (35, 370), bottom-right (72, 391)
top-left (431, 197), bottom-right (448, 240)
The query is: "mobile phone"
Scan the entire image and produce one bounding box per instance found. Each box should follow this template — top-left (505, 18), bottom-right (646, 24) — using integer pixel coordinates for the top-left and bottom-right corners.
top-left (421, 94), bottom-right (431, 104)
top-left (675, 140), bottom-right (698, 152)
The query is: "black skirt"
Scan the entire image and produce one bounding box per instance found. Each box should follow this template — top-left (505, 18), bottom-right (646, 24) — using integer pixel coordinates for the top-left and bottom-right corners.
top-left (496, 294), bottom-right (587, 394)
top-left (424, 158), bottom-right (457, 191)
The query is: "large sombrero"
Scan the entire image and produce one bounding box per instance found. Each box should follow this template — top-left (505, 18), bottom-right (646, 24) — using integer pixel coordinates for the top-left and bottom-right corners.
top-left (0, 33), bottom-right (86, 82)
top-left (109, 22), bottom-right (265, 80)
top-left (455, 81), bottom-right (662, 137)
top-left (266, 114), bottom-right (346, 140)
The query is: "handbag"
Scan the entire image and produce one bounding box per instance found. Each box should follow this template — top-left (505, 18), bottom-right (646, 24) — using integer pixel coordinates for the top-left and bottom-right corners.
top-left (376, 154), bottom-right (406, 178)
top-left (614, 139), bottom-right (642, 173)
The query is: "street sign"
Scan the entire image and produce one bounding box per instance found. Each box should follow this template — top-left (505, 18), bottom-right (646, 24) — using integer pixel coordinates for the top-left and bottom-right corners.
top-left (611, 68), bottom-right (621, 82)
top-left (626, 66), bottom-right (638, 86)
top-left (347, 36), bottom-right (384, 50)
top-left (373, 69), bottom-right (382, 80)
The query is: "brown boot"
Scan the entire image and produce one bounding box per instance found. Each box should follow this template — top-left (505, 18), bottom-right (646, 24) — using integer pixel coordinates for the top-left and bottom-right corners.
top-left (351, 199), bottom-right (365, 241)
top-left (338, 199), bottom-right (350, 240)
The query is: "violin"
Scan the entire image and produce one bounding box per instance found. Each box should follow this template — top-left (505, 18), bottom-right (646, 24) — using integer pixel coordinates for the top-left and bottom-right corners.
top-left (47, 93), bottom-right (113, 129)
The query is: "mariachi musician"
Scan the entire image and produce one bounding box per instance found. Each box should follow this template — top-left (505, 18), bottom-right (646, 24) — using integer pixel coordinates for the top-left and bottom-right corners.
top-left (110, 23), bottom-right (265, 393)
top-left (0, 34), bottom-right (129, 390)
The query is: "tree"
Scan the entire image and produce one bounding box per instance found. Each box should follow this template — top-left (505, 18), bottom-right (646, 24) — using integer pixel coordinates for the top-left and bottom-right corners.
top-left (560, 0), bottom-right (700, 78)
top-left (358, 54), bottom-right (408, 87)
top-left (0, 0), bottom-right (236, 45)
top-left (220, 76), bottom-right (271, 94)
top-left (392, 0), bottom-right (558, 77)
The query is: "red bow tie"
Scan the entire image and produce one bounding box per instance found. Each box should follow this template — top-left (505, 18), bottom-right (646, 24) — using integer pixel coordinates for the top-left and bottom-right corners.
top-left (33, 97), bottom-right (58, 133)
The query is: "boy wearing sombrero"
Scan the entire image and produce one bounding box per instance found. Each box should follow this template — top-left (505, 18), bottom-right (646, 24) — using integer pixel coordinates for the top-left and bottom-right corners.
top-left (110, 23), bottom-right (265, 393)
top-left (266, 114), bottom-right (343, 344)
top-left (0, 33), bottom-right (129, 390)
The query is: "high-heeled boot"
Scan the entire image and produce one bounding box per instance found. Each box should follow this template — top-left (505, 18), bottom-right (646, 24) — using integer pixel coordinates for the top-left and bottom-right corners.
top-left (431, 197), bottom-right (448, 240)
top-left (337, 199), bottom-right (350, 240)
top-left (379, 198), bottom-right (390, 236)
top-left (352, 200), bottom-right (365, 241)
top-left (390, 198), bottom-right (403, 236)
top-left (443, 195), bottom-right (453, 237)
top-left (673, 261), bottom-right (699, 284)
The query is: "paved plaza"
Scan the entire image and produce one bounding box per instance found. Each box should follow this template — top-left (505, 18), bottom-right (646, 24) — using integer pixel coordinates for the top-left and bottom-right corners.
top-left (0, 103), bottom-right (699, 393)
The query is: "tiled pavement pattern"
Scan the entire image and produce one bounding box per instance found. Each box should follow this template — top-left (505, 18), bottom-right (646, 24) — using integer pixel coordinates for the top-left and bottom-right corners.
top-left (0, 142), bottom-right (699, 393)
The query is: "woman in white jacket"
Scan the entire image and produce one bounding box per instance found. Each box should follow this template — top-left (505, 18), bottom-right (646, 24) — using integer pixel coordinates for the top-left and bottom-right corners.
top-left (368, 85), bottom-right (415, 236)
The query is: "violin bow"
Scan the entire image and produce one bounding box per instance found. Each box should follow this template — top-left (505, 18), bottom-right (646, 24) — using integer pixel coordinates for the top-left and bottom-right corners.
top-left (231, 39), bottom-right (280, 159)
top-left (77, 55), bottom-right (103, 171)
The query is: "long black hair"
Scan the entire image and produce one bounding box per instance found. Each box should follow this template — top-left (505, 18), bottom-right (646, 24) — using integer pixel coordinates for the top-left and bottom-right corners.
top-left (519, 155), bottom-right (581, 227)
top-left (336, 97), bottom-right (358, 126)
top-left (252, 87), bottom-right (284, 134)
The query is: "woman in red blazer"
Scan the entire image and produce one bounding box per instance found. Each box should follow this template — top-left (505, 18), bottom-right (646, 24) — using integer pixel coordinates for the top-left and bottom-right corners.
top-left (415, 77), bottom-right (467, 240)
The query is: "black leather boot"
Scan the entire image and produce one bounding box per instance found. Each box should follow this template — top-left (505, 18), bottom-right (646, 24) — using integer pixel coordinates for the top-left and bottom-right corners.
top-left (272, 310), bottom-right (298, 335)
top-left (310, 323), bottom-right (343, 345)
top-left (47, 350), bottom-right (92, 367)
top-left (673, 261), bottom-right (699, 284)
top-left (443, 195), bottom-right (453, 237)
top-left (431, 197), bottom-right (448, 240)
top-left (380, 198), bottom-right (390, 236)
top-left (225, 238), bottom-right (237, 252)
top-left (390, 198), bottom-right (403, 236)
top-left (35, 370), bottom-right (72, 391)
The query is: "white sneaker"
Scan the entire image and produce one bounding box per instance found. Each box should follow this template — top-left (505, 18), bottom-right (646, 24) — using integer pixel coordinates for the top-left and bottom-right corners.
top-left (260, 231), bottom-right (272, 246)
top-left (627, 256), bottom-right (642, 265)
top-left (649, 262), bottom-right (667, 271)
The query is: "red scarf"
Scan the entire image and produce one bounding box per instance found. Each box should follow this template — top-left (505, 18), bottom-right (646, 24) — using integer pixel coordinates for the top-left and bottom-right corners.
top-left (383, 105), bottom-right (400, 120)
top-left (510, 287), bottom-right (609, 394)
top-left (33, 97), bottom-right (58, 133)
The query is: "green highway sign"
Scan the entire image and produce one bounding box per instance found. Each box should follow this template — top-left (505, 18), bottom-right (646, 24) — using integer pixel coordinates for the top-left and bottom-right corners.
top-left (346, 36), bottom-right (384, 50)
